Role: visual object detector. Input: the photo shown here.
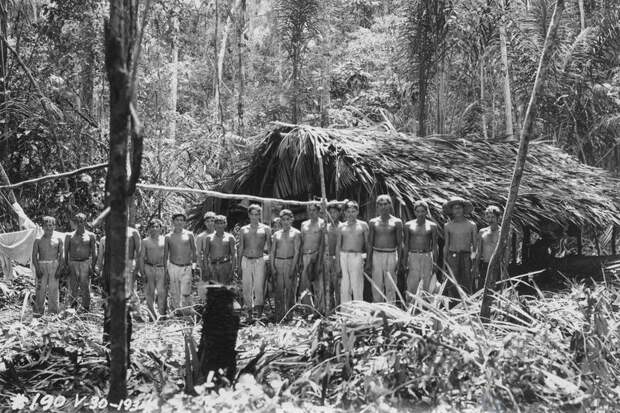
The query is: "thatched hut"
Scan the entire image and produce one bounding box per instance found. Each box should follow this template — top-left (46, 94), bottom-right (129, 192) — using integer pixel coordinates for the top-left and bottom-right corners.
top-left (194, 123), bottom-right (620, 271)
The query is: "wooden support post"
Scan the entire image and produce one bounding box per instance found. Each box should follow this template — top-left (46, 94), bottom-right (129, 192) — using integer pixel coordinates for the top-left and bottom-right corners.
top-left (576, 227), bottom-right (582, 256)
top-left (511, 230), bottom-right (517, 264)
top-left (594, 233), bottom-right (601, 256)
top-left (612, 226), bottom-right (617, 255)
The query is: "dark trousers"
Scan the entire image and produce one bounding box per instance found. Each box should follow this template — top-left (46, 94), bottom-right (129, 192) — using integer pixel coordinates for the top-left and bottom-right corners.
top-left (446, 251), bottom-right (472, 295)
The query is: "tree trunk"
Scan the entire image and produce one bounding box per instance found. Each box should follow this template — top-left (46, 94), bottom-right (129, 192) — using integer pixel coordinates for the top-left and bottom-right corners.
top-left (236, 0), bottom-right (246, 135)
top-left (436, 54), bottom-right (446, 134)
top-left (320, 5), bottom-right (331, 128)
top-left (0, 0), bottom-right (8, 161)
top-left (213, 0), bottom-right (220, 123)
top-left (215, 0), bottom-right (241, 126)
top-left (169, 36), bottom-right (178, 141)
top-left (499, 5), bottom-right (514, 140)
top-left (612, 226), bottom-right (617, 255)
top-left (578, 0), bottom-right (585, 31)
top-left (481, 0), bottom-right (565, 321)
top-left (291, 48), bottom-right (300, 124)
top-left (480, 59), bottom-right (488, 139)
top-left (104, 0), bottom-right (137, 403)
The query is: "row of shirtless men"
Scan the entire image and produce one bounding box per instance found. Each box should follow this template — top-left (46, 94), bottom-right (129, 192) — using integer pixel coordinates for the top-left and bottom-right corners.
top-left (31, 195), bottom-right (503, 320)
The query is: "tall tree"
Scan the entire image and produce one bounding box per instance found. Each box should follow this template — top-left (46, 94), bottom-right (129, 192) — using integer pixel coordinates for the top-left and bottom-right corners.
top-left (499, 0), bottom-right (514, 139)
top-left (275, 0), bottom-right (321, 124)
top-left (480, 0), bottom-right (566, 321)
top-left (403, 0), bottom-right (452, 137)
top-left (236, 0), bottom-right (246, 135)
top-left (104, 0), bottom-right (145, 402)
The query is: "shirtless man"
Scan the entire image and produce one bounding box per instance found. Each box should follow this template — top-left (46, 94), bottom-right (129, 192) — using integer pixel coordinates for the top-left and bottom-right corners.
top-left (65, 213), bottom-right (97, 311)
top-left (324, 201), bottom-right (342, 311)
top-left (164, 212), bottom-right (197, 314)
top-left (196, 211), bottom-right (216, 281)
top-left (403, 200), bottom-right (438, 296)
top-left (474, 206), bottom-right (510, 291)
top-left (204, 215), bottom-right (237, 285)
top-left (238, 204), bottom-right (271, 316)
top-left (33, 216), bottom-right (64, 314)
top-left (443, 197), bottom-right (477, 295)
top-left (300, 204), bottom-right (326, 310)
top-left (139, 219), bottom-right (167, 317)
top-left (336, 201), bottom-right (369, 303)
top-left (367, 195), bottom-right (403, 303)
top-left (270, 209), bottom-right (301, 320)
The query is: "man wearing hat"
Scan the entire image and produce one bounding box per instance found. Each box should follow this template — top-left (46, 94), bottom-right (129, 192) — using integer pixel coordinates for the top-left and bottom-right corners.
top-left (164, 212), bottom-right (198, 314)
top-left (443, 197), bottom-right (477, 295)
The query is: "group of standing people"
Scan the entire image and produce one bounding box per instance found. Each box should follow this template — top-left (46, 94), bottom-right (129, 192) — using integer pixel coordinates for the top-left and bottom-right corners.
top-left (31, 194), bottom-right (505, 320)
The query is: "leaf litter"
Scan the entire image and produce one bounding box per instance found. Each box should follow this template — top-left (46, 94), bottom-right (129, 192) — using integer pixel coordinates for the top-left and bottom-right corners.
top-left (1, 268), bottom-right (619, 412)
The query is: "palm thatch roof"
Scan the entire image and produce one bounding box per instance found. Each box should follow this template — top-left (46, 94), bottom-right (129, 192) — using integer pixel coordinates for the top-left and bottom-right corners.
top-left (212, 123), bottom-right (620, 231)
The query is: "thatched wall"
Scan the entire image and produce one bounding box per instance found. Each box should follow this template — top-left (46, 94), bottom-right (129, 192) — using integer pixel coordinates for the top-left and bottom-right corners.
top-left (195, 124), bottom-right (620, 233)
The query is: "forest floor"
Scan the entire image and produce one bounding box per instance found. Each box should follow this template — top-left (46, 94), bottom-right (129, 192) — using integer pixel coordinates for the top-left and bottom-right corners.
top-left (1, 267), bottom-right (619, 412)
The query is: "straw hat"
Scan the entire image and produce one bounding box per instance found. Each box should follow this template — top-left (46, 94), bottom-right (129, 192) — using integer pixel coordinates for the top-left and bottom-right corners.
top-left (442, 196), bottom-right (473, 217)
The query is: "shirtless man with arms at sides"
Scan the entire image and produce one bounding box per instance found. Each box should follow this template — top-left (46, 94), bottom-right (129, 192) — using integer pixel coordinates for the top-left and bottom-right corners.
top-left (33, 216), bottom-right (64, 314)
top-left (65, 213), bottom-right (97, 311)
top-left (336, 201), bottom-right (369, 303)
top-left (139, 219), bottom-right (167, 317)
top-left (204, 215), bottom-right (237, 285)
top-left (403, 200), bottom-right (438, 296)
top-left (270, 209), bottom-right (301, 321)
top-left (196, 211), bottom-right (216, 282)
top-left (367, 195), bottom-right (403, 303)
top-left (324, 201), bottom-right (342, 312)
top-left (164, 212), bottom-right (197, 314)
top-left (238, 204), bottom-right (271, 316)
top-left (300, 204), bottom-right (326, 310)
top-left (474, 205), bottom-right (510, 291)
top-left (443, 197), bottom-right (477, 295)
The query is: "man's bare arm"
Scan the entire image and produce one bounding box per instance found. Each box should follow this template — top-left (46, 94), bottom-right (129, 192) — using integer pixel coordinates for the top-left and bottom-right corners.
top-left (431, 224), bottom-right (438, 262)
top-left (335, 224), bottom-right (342, 271)
top-left (269, 233), bottom-right (277, 273)
top-left (64, 234), bottom-right (71, 266)
top-left (367, 219), bottom-right (375, 260)
top-left (32, 239), bottom-right (41, 277)
top-left (89, 233), bottom-right (97, 272)
top-left (237, 230), bottom-right (244, 268)
top-left (264, 226), bottom-right (272, 254)
top-left (292, 231), bottom-right (301, 271)
top-left (229, 235), bottom-right (237, 269)
top-left (163, 235), bottom-right (170, 267)
top-left (138, 238), bottom-right (146, 275)
top-left (188, 233), bottom-right (197, 264)
top-left (443, 224), bottom-right (451, 265)
top-left (395, 219), bottom-right (403, 261)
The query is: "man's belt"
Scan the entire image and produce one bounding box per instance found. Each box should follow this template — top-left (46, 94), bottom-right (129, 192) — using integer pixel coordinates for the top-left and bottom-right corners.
top-left (70, 257), bottom-right (91, 262)
top-left (449, 250), bottom-right (470, 253)
top-left (303, 250), bottom-right (318, 255)
top-left (210, 256), bottom-right (231, 264)
top-left (146, 263), bottom-right (165, 267)
top-left (275, 256), bottom-right (294, 260)
top-left (373, 247), bottom-right (397, 253)
top-left (409, 249), bottom-right (431, 253)
top-left (170, 262), bottom-right (192, 267)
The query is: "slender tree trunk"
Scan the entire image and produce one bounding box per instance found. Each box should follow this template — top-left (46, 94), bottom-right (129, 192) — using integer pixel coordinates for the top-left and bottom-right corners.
top-left (0, 0), bottom-right (8, 161)
top-left (104, 0), bottom-right (137, 402)
top-left (291, 48), bottom-right (300, 124)
top-left (480, 58), bottom-right (488, 139)
top-left (320, 5), bottom-right (331, 128)
top-left (578, 0), bottom-right (585, 31)
top-left (236, 0), bottom-right (246, 135)
top-left (481, 0), bottom-right (565, 321)
top-left (499, 6), bottom-right (514, 140)
top-left (216, 0), bottom-right (241, 126)
top-left (213, 0), bottom-right (220, 122)
top-left (169, 36), bottom-right (178, 141)
top-left (436, 54), bottom-right (446, 134)
top-left (81, 50), bottom-right (95, 161)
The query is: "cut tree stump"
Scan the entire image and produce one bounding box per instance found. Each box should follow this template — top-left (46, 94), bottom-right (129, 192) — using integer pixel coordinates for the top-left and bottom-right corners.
top-left (196, 285), bottom-right (240, 387)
